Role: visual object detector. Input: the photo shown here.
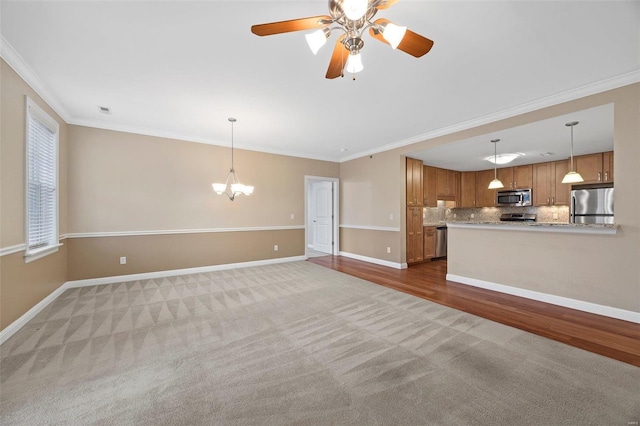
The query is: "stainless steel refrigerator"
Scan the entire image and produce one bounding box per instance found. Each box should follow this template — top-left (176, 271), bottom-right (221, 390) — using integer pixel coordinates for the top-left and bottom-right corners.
top-left (570, 188), bottom-right (614, 224)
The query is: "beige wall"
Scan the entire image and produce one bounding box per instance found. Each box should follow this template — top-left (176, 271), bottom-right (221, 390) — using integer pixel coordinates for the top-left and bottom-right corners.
top-left (67, 230), bottom-right (304, 280)
top-left (339, 227), bottom-right (401, 264)
top-left (66, 125), bottom-right (339, 280)
top-left (68, 125), bottom-right (339, 232)
top-left (1, 59), bottom-right (69, 328)
top-left (340, 83), bottom-right (639, 312)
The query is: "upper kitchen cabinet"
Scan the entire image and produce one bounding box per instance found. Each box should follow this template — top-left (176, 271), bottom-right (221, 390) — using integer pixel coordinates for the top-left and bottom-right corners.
top-left (574, 153), bottom-right (603, 184)
top-left (532, 160), bottom-right (570, 206)
top-left (436, 168), bottom-right (459, 200)
top-left (423, 165), bottom-right (437, 207)
top-left (574, 152), bottom-right (614, 185)
top-left (603, 151), bottom-right (614, 183)
top-left (459, 171), bottom-right (476, 208)
top-left (496, 165), bottom-right (533, 190)
top-left (475, 169), bottom-right (497, 207)
top-left (406, 157), bottom-right (424, 206)
top-left (513, 165), bottom-right (533, 189)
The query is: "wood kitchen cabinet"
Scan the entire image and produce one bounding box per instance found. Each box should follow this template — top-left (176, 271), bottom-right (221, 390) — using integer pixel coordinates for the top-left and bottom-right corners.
top-left (574, 152), bottom-right (614, 185)
top-left (513, 165), bottom-right (533, 189)
top-left (532, 160), bottom-right (571, 206)
top-left (496, 165), bottom-right (533, 190)
top-left (552, 160), bottom-right (571, 206)
top-left (459, 171), bottom-right (476, 207)
top-left (603, 151), bottom-right (614, 183)
top-left (406, 207), bottom-right (424, 264)
top-left (475, 169), bottom-right (497, 207)
top-left (436, 168), bottom-right (458, 200)
top-left (574, 153), bottom-right (604, 184)
top-left (423, 165), bottom-right (437, 207)
top-left (423, 226), bottom-right (436, 260)
top-left (406, 158), bottom-right (424, 206)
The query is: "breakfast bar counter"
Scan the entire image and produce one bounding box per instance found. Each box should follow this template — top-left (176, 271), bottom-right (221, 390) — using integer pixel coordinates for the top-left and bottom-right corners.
top-left (447, 221), bottom-right (618, 235)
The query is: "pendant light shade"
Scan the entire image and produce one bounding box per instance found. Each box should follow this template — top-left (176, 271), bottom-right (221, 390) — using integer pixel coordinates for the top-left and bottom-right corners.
top-left (345, 52), bottom-right (364, 73)
top-left (488, 139), bottom-right (504, 189)
top-left (562, 121), bottom-right (584, 184)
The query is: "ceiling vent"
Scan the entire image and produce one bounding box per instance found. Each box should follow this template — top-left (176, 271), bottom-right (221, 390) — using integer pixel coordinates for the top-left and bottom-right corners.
top-left (539, 152), bottom-right (554, 157)
top-left (98, 105), bottom-right (111, 114)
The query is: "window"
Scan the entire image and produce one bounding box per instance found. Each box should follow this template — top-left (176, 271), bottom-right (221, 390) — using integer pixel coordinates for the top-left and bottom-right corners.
top-left (24, 97), bottom-right (59, 262)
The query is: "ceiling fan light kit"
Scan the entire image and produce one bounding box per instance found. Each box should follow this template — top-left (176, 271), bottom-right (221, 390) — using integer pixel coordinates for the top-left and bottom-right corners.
top-left (251, 0), bottom-right (434, 79)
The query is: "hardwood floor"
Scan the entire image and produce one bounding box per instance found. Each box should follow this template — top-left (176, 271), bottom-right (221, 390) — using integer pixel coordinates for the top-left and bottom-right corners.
top-left (308, 256), bottom-right (640, 367)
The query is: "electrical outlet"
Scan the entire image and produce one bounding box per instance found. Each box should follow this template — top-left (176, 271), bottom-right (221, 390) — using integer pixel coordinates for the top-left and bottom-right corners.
top-left (274, 244), bottom-right (279, 251)
top-left (454, 213), bottom-right (457, 218)
top-left (290, 213), bottom-right (295, 220)
top-left (389, 213), bottom-right (393, 220)
top-left (552, 212), bottom-right (559, 220)
top-left (471, 213), bottom-right (475, 219)
top-left (386, 247), bottom-right (391, 254)
top-left (119, 256), bottom-right (127, 265)
top-left (423, 213), bottom-right (426, 218)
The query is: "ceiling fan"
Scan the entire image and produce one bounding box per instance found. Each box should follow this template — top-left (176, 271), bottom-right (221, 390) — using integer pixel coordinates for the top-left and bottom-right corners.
top-left (251, 0), bottom-right (434, 79)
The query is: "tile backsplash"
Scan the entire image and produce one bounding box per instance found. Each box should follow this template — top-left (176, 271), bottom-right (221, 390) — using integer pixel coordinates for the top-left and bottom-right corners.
top-left (424, 205), bottom-right (570, 224)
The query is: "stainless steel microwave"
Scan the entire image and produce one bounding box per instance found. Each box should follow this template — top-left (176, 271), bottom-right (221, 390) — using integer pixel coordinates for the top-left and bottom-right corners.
top-left (497, 189), bottom-right (532, 206)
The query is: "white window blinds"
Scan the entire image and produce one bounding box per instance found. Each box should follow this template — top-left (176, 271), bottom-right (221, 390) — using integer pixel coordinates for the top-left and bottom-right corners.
top-left (25, 97), bottom-right (59, 259)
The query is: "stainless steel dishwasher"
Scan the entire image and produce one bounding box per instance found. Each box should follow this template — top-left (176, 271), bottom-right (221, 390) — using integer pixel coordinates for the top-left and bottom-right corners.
top-left (435, 226), bottom-right (447, 258)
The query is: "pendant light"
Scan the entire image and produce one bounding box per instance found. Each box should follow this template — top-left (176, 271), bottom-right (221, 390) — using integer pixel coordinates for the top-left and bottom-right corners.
top-left (488, 139), bottom-right (505, 189)
top-left (561, 121), bottom-right (584, 184)
top-left (212, 118), bottom-right (254, 201)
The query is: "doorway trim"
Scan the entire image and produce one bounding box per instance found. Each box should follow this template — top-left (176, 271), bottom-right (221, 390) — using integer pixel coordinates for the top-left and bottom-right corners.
top-left (304, 176), bottom-right (339, 256)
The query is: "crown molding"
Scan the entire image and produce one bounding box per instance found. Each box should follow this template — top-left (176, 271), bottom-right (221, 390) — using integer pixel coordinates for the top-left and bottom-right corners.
top-left (0, 35), bottom-right (71, 122)
top-left (4, 30), bottom-right (637, 164)
top-left (68, 119), bottom-right (340, 163)
top-left (339, 70), bottom-right (640, 163)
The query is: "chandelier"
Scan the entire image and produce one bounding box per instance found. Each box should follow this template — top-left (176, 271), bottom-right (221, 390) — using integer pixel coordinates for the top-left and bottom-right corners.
top-left (212, 118), bottom-right (254, 201)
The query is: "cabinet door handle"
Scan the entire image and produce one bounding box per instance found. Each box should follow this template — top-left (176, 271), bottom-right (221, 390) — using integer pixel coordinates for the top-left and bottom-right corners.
top-left (514, 181), bottom-right (517, 188)
top-left (547, 197), bottom-right (550, 205)
top-left (604, 172), bottom-right (608, 181)
top-left (552, 196), bottom-right (555, 205)
top-left (598, 172), bottom-right (601, 182)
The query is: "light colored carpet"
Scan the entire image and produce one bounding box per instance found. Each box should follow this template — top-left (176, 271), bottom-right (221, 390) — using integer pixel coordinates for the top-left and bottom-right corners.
top-left (1, 261), bottom-right (638, 425)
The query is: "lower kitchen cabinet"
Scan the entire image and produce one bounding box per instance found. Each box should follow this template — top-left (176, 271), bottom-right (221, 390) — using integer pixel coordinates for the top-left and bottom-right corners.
top-left (423, 226), bottom-right (436, 259)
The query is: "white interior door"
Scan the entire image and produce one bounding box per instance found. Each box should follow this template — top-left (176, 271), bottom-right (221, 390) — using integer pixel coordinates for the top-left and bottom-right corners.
top-left (311, 181), bottom-right (333, 254)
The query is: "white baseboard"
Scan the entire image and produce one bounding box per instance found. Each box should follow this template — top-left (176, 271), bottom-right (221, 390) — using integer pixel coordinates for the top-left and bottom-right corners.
top-left (339, 251), bottom-right (405, 269)
top-left (0, 284), bottom-right (69, 345)
top-left (0, 256), bottom-right (306, 345)
top-left (446, 273), bottom-right (640, 324)
top-left (66, 256), bottom-right (306, 288)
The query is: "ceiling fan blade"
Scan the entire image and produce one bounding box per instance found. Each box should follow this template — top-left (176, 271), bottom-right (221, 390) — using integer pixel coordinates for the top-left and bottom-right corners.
top-left (251, 15), bottom-right (331, 36)
top-left (326, 35), bottom-right (348, 79)
top-left (369, 18), bottom-right (434, 58)
top-left (375, 0), bottom-right (401, 10)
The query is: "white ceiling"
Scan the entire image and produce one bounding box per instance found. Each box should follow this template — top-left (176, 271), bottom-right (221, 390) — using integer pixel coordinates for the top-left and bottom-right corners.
top-left (1, 1), bottom-right (638, 163)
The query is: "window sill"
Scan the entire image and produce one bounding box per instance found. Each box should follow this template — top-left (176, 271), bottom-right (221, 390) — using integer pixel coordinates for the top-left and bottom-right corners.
top-left (24, 243), bottom-right (63, 263)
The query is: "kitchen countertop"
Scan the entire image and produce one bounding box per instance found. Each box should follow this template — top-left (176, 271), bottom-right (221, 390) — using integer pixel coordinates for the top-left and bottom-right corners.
top-left (446, 221), bottom-right (618, 234)
top-left (423, 222), bottom-right (447, 227)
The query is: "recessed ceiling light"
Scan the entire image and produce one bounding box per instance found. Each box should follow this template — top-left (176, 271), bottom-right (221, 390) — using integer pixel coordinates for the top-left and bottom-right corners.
top-left (484, 152), bottom-right (524, 164)
top-left (539, 152), bottom-right (554, 157)
top-left (340, 148), bottom-right (349, 152)
top-left (98, 105), bottom-right (111, 114)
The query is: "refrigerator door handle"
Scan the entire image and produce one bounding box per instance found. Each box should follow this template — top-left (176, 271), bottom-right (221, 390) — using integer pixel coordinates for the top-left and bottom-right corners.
top-left (571, 196), bottom-right (576, 223)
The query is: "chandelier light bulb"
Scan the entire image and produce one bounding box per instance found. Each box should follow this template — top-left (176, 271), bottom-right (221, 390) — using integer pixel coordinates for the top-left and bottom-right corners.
top-left (346, 52), bottom-right (364, 73)
top-left (343, 0), bottom-right (368, 20)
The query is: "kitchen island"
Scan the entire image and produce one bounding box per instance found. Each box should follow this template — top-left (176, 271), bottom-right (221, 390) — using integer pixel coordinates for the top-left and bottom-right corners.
top-left (445, 220), bottom-right (637, 324)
